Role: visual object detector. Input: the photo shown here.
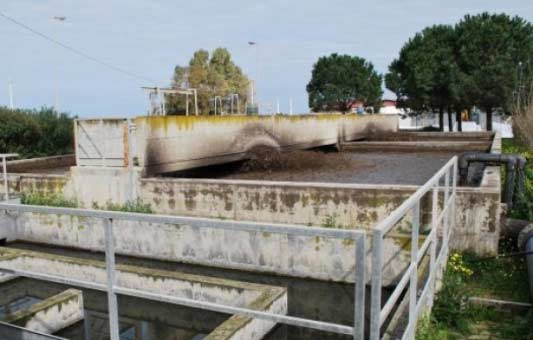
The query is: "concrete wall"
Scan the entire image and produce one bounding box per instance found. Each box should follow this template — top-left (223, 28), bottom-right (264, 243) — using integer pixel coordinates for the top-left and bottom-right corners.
top-left (6, 155), bottom-right (75, 173)
top-left (11, 211), bottom-right (410, 286)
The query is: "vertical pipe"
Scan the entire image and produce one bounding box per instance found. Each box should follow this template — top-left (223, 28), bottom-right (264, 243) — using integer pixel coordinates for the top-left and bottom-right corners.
top-left (186, 93), bottom-right (189, 116)
top-left (408, 201), bottom-right (420, 339)
top-left (370, 230), bottom-right (384, 340)
top-left (103, 218), bottom-right (120, 340)
top-left (526, 237), bottom-right (533, 299)
top-left (505, 161), bottom-right (516, 209)
top-left (194, 89), bottom-right (198, 116)
top-left (354, 234), bottom-right (366, 340)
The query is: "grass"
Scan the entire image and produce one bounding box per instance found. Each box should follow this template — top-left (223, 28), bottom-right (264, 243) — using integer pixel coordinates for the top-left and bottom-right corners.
top-left (417, 138), bottom-right (533, 339)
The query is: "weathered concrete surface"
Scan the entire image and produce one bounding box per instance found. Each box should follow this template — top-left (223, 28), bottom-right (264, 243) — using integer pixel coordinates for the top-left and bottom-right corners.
top-left (140, 178), bottom-right (412, 228)
top-left (11, 210), bottom-right (410, 285)
top-left (341, 141), bottom-right (491, 153)
top-left (0, 248), bottom-right (288, 340)
top-left (134, 114), bottom-right (398, 175)
top-left (368, 131), bottom-right (494, 142)
top-left (5, 289), bottom-right (84, 335)
top-left (6, 155), bottom-right (75, 174)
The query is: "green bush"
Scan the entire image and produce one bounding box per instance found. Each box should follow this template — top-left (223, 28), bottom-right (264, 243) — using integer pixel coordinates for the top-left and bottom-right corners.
top-left (0, 106), bottom-right (74, 158)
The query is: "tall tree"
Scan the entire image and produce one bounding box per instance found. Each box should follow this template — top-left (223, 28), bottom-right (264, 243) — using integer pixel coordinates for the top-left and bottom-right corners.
top-left (168, 48), bottom-right (250, 115)
top-left (455, 13), bottom-right (533, 131)
top-left (385, 25), bottom-right (459, 131)
top-left (307, 54), bottom-right (383, 112)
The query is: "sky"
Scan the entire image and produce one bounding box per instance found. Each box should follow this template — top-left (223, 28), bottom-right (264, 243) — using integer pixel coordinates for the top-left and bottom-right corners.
top-left (1, 1), bottom-right (533, 118)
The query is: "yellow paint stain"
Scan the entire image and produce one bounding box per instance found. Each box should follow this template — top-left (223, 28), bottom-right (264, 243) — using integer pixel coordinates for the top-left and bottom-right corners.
top-left (135, 113), bottom-right (359, 135)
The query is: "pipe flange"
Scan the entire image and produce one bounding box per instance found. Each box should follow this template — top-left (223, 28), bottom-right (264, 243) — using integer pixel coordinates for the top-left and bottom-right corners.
top-left (517, 223), bottom-right (533, 250)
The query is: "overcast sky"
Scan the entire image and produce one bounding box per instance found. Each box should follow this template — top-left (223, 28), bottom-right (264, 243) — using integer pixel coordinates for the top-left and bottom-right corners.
top-left (1, 1), bottom-right (533, 117)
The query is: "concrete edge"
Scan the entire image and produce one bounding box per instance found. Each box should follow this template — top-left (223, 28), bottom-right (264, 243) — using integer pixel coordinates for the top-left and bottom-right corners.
top-left (5, 288), bottom-right (83, 332)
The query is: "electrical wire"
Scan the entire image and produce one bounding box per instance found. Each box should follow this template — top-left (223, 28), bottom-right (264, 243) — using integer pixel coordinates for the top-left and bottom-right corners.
top-left (0, 11), bottom-right (157, 84)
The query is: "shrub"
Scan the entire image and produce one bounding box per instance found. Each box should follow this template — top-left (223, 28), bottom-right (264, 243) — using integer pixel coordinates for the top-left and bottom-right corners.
top-left (0, 106), bottom-right (74, 158)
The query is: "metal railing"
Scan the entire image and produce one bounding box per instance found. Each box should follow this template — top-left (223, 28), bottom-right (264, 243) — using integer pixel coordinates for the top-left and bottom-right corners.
top-left (369, 156), bottom-right (457, 340)
top-left (0, 203), bottom-right (367, 340)
top-left (1, 153), bottom-right (18, 201)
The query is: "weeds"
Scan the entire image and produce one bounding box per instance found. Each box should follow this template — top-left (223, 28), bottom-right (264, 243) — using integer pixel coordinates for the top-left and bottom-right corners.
top-left (21, 192), bottom-right (78, 208)
top-left (92, 198), bottom-right (153, 214)
top-left (322, 214), bottom-right (338, 228)
top-left (21, 192), bottom-right (153, 214)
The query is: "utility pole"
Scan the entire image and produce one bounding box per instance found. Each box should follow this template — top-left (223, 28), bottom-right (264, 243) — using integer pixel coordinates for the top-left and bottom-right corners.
top-left (276, 98), bottom-right (280, 114)
top-left (248, 41), bottom-right (259, 112)
top-left (289, 98), bottom-right (293, 115)
top-left (8, 78), bottom-right (14, 109)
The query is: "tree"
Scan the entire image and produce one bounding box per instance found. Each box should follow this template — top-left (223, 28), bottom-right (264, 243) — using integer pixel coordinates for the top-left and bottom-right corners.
top-left (385, 25), bottom-right (459, 131)
top-left (167, 48), bottom-right (250, 115)
top-left (455, 13), bottom-right (533, 131)
top-left (0, 107), bottom-right (74, 157)
top-left (307, 54), bottom-right (383, 112)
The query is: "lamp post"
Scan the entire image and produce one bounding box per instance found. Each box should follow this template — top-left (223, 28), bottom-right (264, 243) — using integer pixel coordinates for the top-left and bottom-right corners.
top-left (52, 16), bottom-right (66, 111)
top-left (248, 41), bottom-right (259, 112)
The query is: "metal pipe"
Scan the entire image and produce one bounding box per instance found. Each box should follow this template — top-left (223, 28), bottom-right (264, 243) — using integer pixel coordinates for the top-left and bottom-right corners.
top-left (459, 153), bottom-right (526, 208)
top-left (518, 224), bottom-right (533, 299)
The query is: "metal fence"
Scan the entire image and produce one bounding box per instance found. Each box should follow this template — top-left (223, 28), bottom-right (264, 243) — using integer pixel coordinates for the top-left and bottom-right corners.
top-left (369, 156), bottom-right (457, 340)
top-left (0, 202), bottom-right (367, 340)
top-left (0, 156), bottom-right (458, 340)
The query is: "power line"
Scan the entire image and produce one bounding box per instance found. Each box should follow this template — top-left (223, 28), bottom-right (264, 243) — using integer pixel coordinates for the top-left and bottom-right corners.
top-left (0, 11), bottom-right (157, 84)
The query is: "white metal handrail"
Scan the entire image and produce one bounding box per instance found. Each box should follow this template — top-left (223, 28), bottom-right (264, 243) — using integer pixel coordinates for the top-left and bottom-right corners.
top-left (0, 202), bottom-right (367, 340)
top-left (369, 156), bottom-right (457, 340)
top-left (1, 153), bottom-right (18, 202)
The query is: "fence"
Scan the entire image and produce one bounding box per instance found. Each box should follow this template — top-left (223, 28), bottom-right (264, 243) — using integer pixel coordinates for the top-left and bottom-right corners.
top-left (0, 156), bottom-right (458, 340)
top-left (0, 202), bottom-right (367, 340)
top-left (369, 156), bottom-right (457, 340)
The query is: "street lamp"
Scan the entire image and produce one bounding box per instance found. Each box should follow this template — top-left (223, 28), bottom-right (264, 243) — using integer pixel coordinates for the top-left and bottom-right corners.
top-left (248, 41), bottom-right (259, 112)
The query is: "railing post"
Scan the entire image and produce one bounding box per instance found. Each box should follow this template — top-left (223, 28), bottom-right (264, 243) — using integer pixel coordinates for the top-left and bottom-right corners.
top-left (444, 168), bottom-right (450, 239)
top-left (370, 230), bottom-right (384, 340)
top-left (2, 156), bottom-right (8, 202)
top-left (354, 234), bottom-right (366, 340)
top-left (427, 185), bottom-right (439, 308)
top-left (103, 218), bottom-right (120, 340)
top-left (408, 201), bottom-right (420, 339)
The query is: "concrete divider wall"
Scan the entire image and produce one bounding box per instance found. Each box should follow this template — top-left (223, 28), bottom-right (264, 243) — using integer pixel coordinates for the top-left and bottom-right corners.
top-left (6, 155), bottom-right (75, 173)
top-left (12, 211), bottom-right (410, 285)
top-left (134, 114), bottom-right (398, 174)
top-left (5, 289), bottom-right (84, 335)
